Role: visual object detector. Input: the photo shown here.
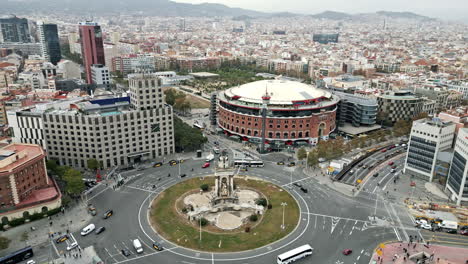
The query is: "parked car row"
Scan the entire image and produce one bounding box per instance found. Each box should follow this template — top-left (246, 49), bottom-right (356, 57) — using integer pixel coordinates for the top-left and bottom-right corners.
top-left (415, 217), bottom-right (468, 235)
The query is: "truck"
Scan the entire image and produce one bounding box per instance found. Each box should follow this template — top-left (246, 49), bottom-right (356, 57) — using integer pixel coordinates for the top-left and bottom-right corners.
top-left (438, 220), bottom-right (458, 232)
top-left (206, 153), bottom-right (215, 162)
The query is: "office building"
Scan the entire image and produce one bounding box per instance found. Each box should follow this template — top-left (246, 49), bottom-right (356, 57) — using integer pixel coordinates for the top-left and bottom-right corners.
top-left (0, 15), bottom-right (31, 43)
top-left (79, 22), bottom-right (105, 84)
top-left (0, 143), bottom-right (61, 222)
top-left (9, 73), bottom-right (174, 169)
top-left (404, 118), bottom-right (456, 182)
top-left (333, 91), bottom-right (380, 136)
top-left (37, 21), bottom-right (61, 65)
top-left (0, 42), bottom-right (41, 56)
top-left (91, 64), bottom-right (111, 88)
top-left (313, 33), bottom-right (339, 44)
top-left (445, 128), bottom-right (468, 205)
top-left (377, 91), bottom-right (425, 123)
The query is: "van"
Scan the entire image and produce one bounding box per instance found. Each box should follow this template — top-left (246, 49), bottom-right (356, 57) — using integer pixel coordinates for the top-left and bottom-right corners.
top-left (80, 223), bottom-right (95, 236)
top-left (213, 148), bottom-right (220, 154)
top-left (133, 239), bottom-right (143, 254)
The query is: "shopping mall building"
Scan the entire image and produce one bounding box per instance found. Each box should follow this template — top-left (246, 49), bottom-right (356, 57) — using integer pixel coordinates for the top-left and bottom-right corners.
top-left (216, 80), bottom-right (339, 147)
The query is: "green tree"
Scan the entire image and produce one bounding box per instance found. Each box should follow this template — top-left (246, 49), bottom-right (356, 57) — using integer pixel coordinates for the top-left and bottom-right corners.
top-left (199, 218), bottom-right (208, 226)
top-left (297, 148), bottom-right (307, 160)
top-left (200, 184), bottom-right (209, 192)
top-left (307, 149), bottom-right (319, 167)
top-left (256, 198), bottom-right (267, 207)
top-left (87, 159), bottom-right (100, 170)
top-left (55, 165), bottom-right (71, 179)
top-left (393, 120), bottom-right (412, 137)
top-left (173, 117), bottom-right (208, 152)
top-left (249, 214), bottom-right (258, 222)
top-left (0, 236), bottom-right (11, 250)
top-left (63, 168), bottom-right (84, 196)
top-left (46, 159), bottom-right (58, 173)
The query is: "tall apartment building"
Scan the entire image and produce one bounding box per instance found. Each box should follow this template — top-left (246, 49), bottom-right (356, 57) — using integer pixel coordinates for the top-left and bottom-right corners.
top-left (445, 128), bottom-right (468, 205)
top-left (377, 91), bottom-right (425, 123)
top-left (0, 15), bottom-right (31, 43)
top-left (79, 22), bottom-right (105, 84)
top-left (90, 64), bottom-right (111, 88)
top-left (404, 118), bottom-right (456, 181)
top-left (9, 73), bottom-right (174, 169)
top-left (37, 21), bottom-right (61, 65)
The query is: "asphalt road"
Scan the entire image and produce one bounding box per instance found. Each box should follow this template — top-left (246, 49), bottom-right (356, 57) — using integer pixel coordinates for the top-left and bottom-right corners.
top-left (51, 153), bottom-right (409, 264)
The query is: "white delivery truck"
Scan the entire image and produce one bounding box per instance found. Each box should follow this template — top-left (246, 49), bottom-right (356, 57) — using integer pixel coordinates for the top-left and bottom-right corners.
top-left (206, 153), bottom-right (215, 162)
top-left (80, 224), bottom-right (95, 236)
top-left (133, 239), bottom-right (143, 253)
top-left (438, 220), bottom-right (458, 231)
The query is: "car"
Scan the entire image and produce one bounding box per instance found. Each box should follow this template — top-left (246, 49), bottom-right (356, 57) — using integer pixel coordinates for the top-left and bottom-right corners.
top-left (121, 249), bottom-right (131, 257)
top-left (103, 210), bottom-right (113, 219)
top-left (293, 182), bottom-right (302, 188)
top-left (277, 161), bottom-right (285, 165)
top-left (381, 149), bottom-right (387, 153)
top-left (153, 162), bottom-right (162, 167)
top-left (26, 260), bottom-right (36, 264)
top-left (169, 160), bottom-right (178, 166)
top-left (391, 165), bottom-right (397, 169)
top-left (287, 162), bottom-right (296, 167)
top-left (300, 187), bottom-right (308, 193)
top-left (55, 234), bottom-right (69, 244)
top-left (460, 230), bottom-right (468, 236)
top-left (357, 163), bottom-right (363, 167)
top-left (388, 161), bottom-right (394, 166)
top-left (179, 159), bottom-right (185, 163)
top-left (402, 144), bottom-right (407, 147)
top-left (343, 249), bottom-right (353, 255)
top-left (88, 205), bottom-right (97, 216)
top-left (391, 169), bottom-right (396, 173)
top-left (396, 150), bottom-right (402, 153)
top-left (420, 223), bottom-right (432, 230)
top-left (202, 162), bottom-right (210, 168)
top-left (415, 219), bottom-right (428, 225)
top-left (95, 226), bottom-right (106, 234)
top-left (66, 242), bottom-right (78, 251)
top-left (445, 229), bottom-right (457, 234)
top-left (349, 170), bottom-right (354, 175)
top-left (373, 173), bottom-right (379, 177)
top-left (152, 242), bottom-right (164, 251)
top-left (180, 174), bottom-right (187, 178)
top-left (362, 165), bottom-right (368, 169)
top-left (368, 165), bottom-right (374, 170)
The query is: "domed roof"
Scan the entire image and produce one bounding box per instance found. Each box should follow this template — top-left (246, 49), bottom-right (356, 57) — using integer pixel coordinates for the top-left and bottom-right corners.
top-left (226, 80), bottom-right (332, 104)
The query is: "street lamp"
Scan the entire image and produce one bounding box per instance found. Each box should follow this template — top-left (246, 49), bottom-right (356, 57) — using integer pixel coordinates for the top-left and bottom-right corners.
top-left (281, 202), bottom-right (287, 229)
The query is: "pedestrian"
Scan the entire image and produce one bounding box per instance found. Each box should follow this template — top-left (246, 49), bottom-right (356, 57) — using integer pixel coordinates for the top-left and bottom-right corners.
top-left (79, 254), bottom-right (82, 258)
top-left (64, 254), bottom-right (66, 258)
top-left (413, 243), bottom-right (416, 249)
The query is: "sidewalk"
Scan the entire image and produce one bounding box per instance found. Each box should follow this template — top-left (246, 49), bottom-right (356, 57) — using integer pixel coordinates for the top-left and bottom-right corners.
top-left (369, 241), bottom-right (468, 264)
top-left (62, 246), bottom-right (102, 264)
top-left (0, 201), bottom-right (92, 256)
top-left (302, 167), bottom-right (355, 197)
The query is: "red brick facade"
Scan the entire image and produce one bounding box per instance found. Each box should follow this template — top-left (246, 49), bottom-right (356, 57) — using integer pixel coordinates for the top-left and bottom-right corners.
top-left (218, 106), bottom-right (336, 141)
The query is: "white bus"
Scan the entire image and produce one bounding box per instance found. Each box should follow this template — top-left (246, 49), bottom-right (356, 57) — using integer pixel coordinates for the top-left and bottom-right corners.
top-left (234, 160), bottom-right (264, 168)
top-left (277, 244), bottom-right (313, 264)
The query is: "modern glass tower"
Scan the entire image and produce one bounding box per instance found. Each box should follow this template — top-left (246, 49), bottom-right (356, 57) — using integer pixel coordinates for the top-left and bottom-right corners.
top-left (79, 21), bottom-right (105, 84)
top-left (0, 15), bottom-right (31, 43)
top-left (38, 21), bottom-right (61, 65)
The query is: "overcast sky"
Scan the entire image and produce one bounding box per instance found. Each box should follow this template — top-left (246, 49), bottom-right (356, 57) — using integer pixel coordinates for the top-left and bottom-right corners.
top-left (173, 0), bottom-right (468, 21)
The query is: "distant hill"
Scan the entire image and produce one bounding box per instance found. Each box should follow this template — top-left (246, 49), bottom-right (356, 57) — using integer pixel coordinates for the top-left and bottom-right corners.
top-left (310, 11), bottom-right (354, 20)
top-left (0, 0), bottom-right (435, 21)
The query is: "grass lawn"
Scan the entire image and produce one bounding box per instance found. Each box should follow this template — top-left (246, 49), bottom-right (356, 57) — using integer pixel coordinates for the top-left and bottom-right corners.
top-left (149, 177), bottom-right (300, 252)
top-left (187, 94), bottom-right (210, 109)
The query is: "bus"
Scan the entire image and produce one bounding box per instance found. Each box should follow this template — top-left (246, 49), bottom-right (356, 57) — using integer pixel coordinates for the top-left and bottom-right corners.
top-left (0, 246), bottom-right (34, 264)
top-left (234, 160), bottom-right (264, 168)
top-left (277, 244), bottom-right (313, 264)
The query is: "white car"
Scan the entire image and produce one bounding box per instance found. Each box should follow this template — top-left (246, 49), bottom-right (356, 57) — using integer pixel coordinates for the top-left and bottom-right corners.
top-left (66, 242), bottom-right (79, 251)
top-left (420, 223), bottom-right (432, 230)
top-left (415, 219), bottom-right (427, 225)
top-left (26, 261), bottom-right (36, 264)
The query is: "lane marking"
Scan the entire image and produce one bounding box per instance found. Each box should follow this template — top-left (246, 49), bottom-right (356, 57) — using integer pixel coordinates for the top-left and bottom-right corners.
top-left (301, 212), bottom-right (371, 223)
top-left (87, 186), bottom-right (110, 201)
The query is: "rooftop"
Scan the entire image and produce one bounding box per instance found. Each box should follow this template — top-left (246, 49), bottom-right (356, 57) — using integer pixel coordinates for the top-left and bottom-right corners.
top-left (332, 91), bottom-right (377, 106)
top-left (414, 117), bottom-right (454, 128)
top-left (0, 144), bottom-right (44, 173)
top-left (226, 80), bottom-right (334, 105)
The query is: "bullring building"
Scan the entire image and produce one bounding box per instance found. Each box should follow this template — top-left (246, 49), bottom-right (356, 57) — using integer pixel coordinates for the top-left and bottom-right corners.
top-left (8, 73), bottom-right (174, 169)
top-left (216, 80), bottom-right (339, 146)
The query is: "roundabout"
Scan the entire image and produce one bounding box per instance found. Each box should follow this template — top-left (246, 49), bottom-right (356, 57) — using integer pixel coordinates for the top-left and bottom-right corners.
top-left (148, 175), bottom-right (301, 252)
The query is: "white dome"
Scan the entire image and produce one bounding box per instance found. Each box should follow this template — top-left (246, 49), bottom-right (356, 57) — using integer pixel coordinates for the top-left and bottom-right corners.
top-left (227, 80), bottom-right (332, 105)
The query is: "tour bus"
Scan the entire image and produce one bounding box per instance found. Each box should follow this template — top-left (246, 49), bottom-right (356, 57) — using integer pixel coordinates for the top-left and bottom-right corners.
top-left (0, 246), bottom-right (33, 264)
top-left (277, 244), bottom-right (313, 264)
top-left (234, 160), bottom-right (264, 168)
